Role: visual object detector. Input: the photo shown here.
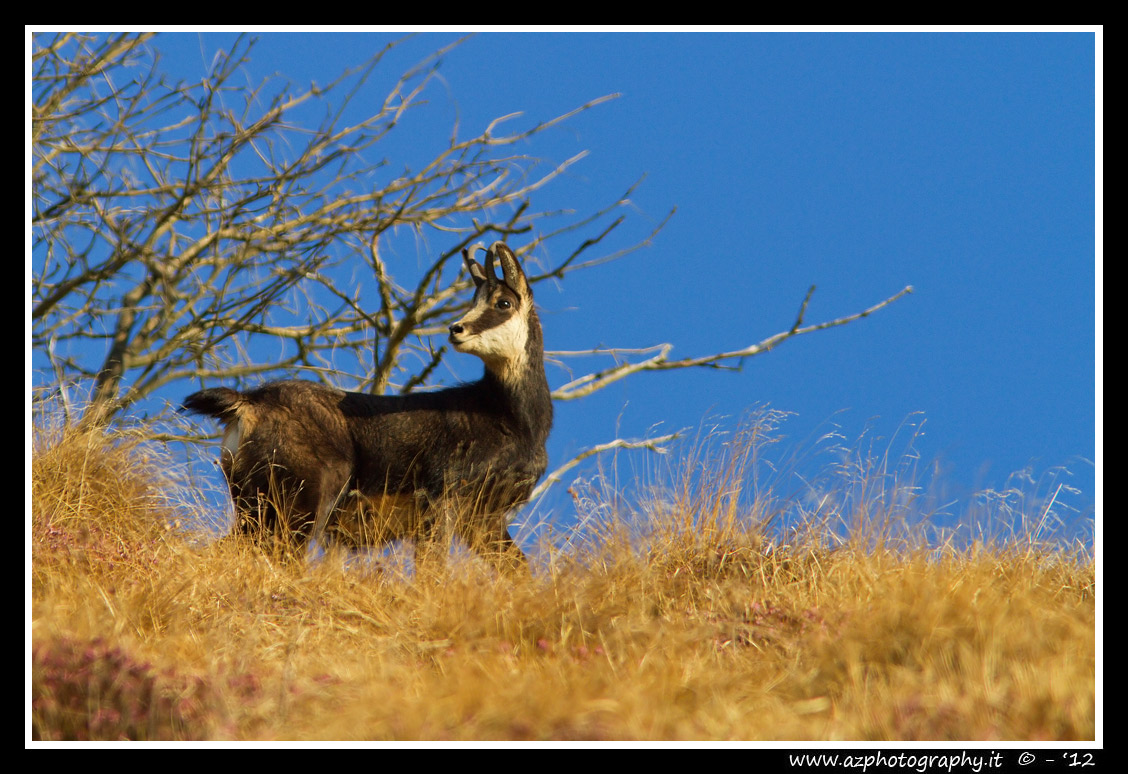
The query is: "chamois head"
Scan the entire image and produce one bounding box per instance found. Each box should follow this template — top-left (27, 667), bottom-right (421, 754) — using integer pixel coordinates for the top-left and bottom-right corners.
top-left (449, 242), bottom-right (540, 382)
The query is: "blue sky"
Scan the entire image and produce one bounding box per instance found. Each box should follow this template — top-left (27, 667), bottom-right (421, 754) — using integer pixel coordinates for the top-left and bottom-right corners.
top-left (32, 30), bottom-right (1100, 545)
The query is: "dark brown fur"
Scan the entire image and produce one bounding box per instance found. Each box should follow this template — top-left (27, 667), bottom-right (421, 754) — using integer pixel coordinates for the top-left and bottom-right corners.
top-left (183, 243), bottom-right (552, 570)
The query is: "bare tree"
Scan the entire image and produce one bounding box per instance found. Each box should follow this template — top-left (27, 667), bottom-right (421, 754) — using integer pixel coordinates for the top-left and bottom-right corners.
top-left (31, 32), bottom-right (911, 496)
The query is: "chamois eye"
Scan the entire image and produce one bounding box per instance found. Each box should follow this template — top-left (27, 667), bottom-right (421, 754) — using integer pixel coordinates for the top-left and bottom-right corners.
top-left (496, 299), bottom-right (512, 310)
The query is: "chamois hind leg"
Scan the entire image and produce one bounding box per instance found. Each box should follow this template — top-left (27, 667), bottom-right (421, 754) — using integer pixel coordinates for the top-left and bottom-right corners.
top-left (229, 496), bottom-right (280, 544)
top-left (220, 453), bottom-right (307, 546)
top-left (222, 471), bottom-right (284, 546)
top-left (224, 466), bottom-right (349, 559)
top-left (274, 466), bottom-right (351, 558)
top-left (309, 475), bottom-right (352, 552)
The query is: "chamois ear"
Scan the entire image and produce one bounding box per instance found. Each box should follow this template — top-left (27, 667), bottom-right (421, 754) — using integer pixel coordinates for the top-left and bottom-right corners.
top-left (491, 242), bottom-right (529, 295)
top-left (463, 244), bottom-right (490, 288)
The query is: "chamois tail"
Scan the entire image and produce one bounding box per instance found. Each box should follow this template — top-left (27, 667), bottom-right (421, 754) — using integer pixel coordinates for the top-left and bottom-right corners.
top-left (182, 387), bottom-right (243, 420)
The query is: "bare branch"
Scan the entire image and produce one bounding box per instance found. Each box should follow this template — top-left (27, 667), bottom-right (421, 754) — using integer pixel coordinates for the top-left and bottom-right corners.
top-left (551, 285), bottom-right (914, 401)
top-left (530, 432), bottom-right (681, 503)
top-left (31, 33), bottom-right (913, 504)
top-left (31, 33), bottom-right (655, 425)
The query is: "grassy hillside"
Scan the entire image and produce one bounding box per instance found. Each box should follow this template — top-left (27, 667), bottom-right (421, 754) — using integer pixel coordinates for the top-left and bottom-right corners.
top-left (30, 415), bottom-right (1095, 742)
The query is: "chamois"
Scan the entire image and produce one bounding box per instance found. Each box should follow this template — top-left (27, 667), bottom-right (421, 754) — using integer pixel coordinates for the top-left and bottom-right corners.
top-left (183, 242), bottom-right (553, 571)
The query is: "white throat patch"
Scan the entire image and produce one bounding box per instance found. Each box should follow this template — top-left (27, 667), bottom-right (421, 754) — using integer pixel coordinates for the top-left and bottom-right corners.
top-left (456, 308), bottom-right (529, 380)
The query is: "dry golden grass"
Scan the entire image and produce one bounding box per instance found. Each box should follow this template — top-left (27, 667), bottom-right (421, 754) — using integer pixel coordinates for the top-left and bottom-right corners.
top-left (30, 412), bottom-right (1095, 742)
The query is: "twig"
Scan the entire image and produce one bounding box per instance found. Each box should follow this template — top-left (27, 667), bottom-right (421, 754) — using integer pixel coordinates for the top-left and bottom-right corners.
top-left (529, 432), bottom-right (681, 503)
top-left (552, 285), bottom-right (914, 401)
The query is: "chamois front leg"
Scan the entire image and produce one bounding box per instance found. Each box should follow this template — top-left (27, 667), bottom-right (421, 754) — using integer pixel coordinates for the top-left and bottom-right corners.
top-left (412, 508), bottom-right (453, 576)
top-left (462, 517), bottom-right (528, 575)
